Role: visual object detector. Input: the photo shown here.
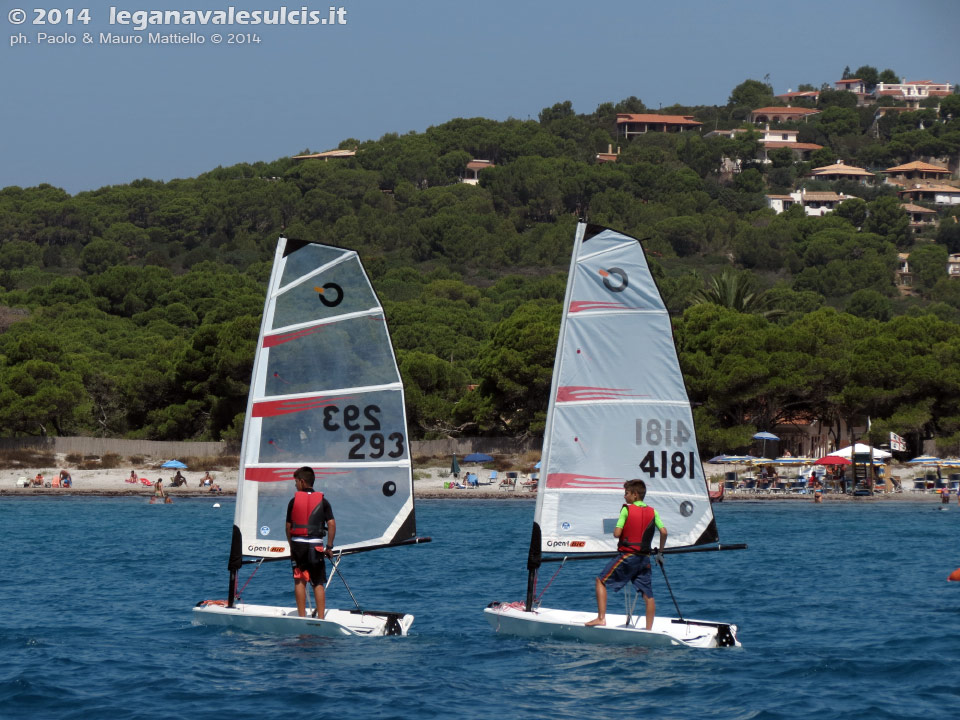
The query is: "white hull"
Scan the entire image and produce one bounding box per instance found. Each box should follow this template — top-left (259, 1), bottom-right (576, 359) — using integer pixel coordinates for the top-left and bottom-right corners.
top-left (193, 602), bottom-right (414, 637)
top-left (484, 603), bottom-right (739, 648)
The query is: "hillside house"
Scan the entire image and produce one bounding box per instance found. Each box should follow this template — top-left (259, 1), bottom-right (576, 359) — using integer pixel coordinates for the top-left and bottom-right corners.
top-left (749, 106), bottom-right (820, 124)
top-left (834, 78), bottom-right (872, 105)
top-left (895, 253), bottom-right (914, 294)
top-left (766, 189), bottom-right (855, 216)
top-left (807, 161), bottom-right (876, 184)
top-left (462, 159), bottom-right (495, 185)
top-left (897, 183), bottom-right (960, 206)
top-left (596, 144), bottom-right (620, 163)
top-left (901, 203), bottom-right (939, 233)
top-left (875, 80), bottom-right (953, 108)
top-left (883, 161), bottom-right (952, 184)
top-left (949, 254), bottom-right (960, 279)
top-left (616, 113), bottom-right (702, 138)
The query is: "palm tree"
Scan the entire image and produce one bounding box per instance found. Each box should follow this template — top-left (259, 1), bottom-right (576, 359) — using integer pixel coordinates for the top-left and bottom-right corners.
top-left (689, 269), bottom-right (785, 319)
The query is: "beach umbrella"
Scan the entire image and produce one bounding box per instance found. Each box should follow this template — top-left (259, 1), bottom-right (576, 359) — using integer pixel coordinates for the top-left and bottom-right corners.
top-left (753, 431), bottom-right (779, 458)
top-left (161, 460), bottom-right (188, 469)
top-left (707, 455), bottom-right (728, 463)
top-left (907, 455), bottom-right (941, 465)
top-left (814, 455), bottom-right (851, 466)
top-left (464, 452), bottom-right (494, 463)
top-left (450, 454), bottom-right (460, 476)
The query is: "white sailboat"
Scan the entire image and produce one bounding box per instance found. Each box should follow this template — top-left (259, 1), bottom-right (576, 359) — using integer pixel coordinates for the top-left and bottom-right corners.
top-left (484, 223), bottom-right (743, 648)
top-left (194, 238), bottom-right (430, 637)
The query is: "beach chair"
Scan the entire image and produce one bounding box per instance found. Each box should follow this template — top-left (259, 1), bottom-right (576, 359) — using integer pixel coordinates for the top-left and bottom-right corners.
top-left (743, 479), bottom-right (757, 493)
top-left (500, 472), bottom-right (517, 490)
top-left (485, 470), bottom-right (498, 486)
top-left (466, 473), bottom-right (478, 488)
top-left (140, 478), bottom-right (153, 487)
top-left (51, 477), bottom-right (61, 488)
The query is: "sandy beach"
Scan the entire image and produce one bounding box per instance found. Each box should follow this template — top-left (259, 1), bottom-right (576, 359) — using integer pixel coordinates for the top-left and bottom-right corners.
top-left (0, 458), bottom-right (949, 503)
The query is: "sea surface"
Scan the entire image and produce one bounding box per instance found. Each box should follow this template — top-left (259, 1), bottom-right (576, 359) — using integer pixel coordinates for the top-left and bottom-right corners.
top-left (1, 496), bottom-right (958, 720)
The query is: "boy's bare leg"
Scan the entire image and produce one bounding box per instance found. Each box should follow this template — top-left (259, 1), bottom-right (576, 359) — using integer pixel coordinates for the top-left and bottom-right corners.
top-left (294, 579), bottom-right (307, 617)
top-left (584, 577), bottom-right (607, 626)
top-left (644, 596), bottom-right (655, 630)
top-left (313, 584), bottom-right (326, 618)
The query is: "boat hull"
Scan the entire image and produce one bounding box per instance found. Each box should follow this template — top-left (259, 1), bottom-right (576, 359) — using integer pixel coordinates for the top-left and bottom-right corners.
top-left (484, 603), bottom-right (739, 648)
top-left (193, 602), bottom-right (414, 637)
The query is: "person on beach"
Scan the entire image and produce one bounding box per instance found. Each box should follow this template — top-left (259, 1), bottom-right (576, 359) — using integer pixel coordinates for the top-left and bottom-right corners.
top-left (585, 479), bottom-right (667, 631)
top-left (154, 477), bottom-right (165, 498)
top-left (813, 479), bottom-right (823, 503)
top-left (200, 471), bottom-right (214, 487)
top-left (59, 469), bottom-right (72, 488)
top-left (286, 466), bottom-right (336, 618)
top-left (127, 470), bottom-right (138, 484)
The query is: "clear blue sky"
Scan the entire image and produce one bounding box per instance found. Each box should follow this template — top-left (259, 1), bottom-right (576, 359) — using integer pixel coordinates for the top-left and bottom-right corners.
top-left (2, 0), bottom-right (958, 194)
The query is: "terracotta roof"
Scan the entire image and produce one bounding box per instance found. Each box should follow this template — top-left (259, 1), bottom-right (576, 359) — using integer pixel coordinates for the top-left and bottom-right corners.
top-left (901, 203), bottom-right (936, 214)
top-left (616, 113), bottom-right (702, 126)
top-left (466, 160), bottom-right (494, 170)
top-left (809, 162), bottom-right (874, 177)
top-left (835, 78), bottom-right (863, 84)
top-left (898, 183), bottom-right (960, 194)
top-left (884, 161), bottom-right (951, 174)
top-left (801, 192), bottom-right (845, 202)
top-left (766, 194), bottom-right (795, 200)
top-left (763, 141), bottom-right (823, 150)
top-left (751, 106), bottom-right (820, 115)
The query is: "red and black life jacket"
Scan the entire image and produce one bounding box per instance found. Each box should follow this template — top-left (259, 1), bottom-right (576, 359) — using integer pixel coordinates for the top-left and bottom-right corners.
top-left (617, 503), bottom-right (657, 554)
top-left (290, 490), bottom-right (326, 538)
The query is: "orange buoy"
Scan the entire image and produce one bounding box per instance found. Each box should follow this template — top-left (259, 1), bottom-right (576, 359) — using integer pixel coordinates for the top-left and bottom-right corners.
top-left (949, 568), bottom-right (960, 582)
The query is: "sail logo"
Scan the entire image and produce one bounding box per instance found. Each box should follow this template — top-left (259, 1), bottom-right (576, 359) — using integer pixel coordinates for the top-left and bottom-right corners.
top-left (599, 267), bottom-right (627, 292)
top-left (314, 282), bottom-right (343, 307)
top-left (260, 525), bottom-right (271, 535)
top-left (557, 386), bottom-right (648, 403)
top-left (248, 544), bottom-right (286, 553)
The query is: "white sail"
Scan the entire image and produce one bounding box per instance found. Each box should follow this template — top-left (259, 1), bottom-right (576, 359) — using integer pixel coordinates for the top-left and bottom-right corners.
top-left (534, 224), bottom-right (718, 552)
top-left (234, 238), bottom-right (416, 558)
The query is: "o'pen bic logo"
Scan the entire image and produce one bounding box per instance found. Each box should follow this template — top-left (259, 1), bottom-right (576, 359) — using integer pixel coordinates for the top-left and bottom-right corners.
top-left (314, 282), bottom-right (344, 307)
top-left (599, 267), bottom-right (627, 292)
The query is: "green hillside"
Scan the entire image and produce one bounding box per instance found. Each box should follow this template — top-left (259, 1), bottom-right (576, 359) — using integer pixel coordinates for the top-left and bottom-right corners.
top-left (2, 80), bottom-right (959, 454)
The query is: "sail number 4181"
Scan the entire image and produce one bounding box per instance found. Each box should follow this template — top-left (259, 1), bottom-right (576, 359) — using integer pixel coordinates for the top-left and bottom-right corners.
top-left (636, 419), bottom-right (695, 479)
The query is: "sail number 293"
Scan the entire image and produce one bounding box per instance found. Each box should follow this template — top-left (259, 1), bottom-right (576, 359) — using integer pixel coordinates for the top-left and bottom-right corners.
top-left (636, 419), bottom-right (695, 479)
top-left (322, 404), bottom-right (404, 459)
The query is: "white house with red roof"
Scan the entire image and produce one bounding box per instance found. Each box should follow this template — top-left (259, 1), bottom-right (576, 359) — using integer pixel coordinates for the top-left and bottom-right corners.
top-left (766, 189), bottom-right (856, 216)
top-left (875, 80), bottom-right (953, 108)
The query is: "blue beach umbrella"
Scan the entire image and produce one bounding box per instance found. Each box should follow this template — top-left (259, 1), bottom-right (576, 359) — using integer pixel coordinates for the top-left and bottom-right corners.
top-left (907, 455), bottom-right (941, 465)
top-left (753, 431), bottom-right (779, 458)
top-left (161, 460), bottom-right (188, 469)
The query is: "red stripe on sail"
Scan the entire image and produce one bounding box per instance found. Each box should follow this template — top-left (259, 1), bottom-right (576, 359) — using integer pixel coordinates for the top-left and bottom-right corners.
top-left (253, 394), bottom-right (356, 418)
top-left (556, 386), bottom-right (649, 402)
top-left (263, 325), bottom-right (326, 348)
top-left (245, 467), bottom-right (351, 483)
top-left (569, 301), bottom-right (631, 313)
top-left (546, 472), bottom-right (623, 489)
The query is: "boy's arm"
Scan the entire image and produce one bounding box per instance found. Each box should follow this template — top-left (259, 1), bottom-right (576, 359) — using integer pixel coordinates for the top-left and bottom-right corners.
top-left (325, 519), bottom-right (336, 557)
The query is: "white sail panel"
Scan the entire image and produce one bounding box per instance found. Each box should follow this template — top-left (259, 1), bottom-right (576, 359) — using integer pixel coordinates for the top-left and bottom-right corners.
top-left (234, 238), bottom-right (416, 559)
top-left (535, 224), bottom-right (716, 552)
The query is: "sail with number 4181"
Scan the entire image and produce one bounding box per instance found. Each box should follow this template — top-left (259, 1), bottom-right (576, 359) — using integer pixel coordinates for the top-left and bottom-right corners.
top-left (484, 223), bottom-right (743, 648)
top-left (194, 237), bottom-right (430, 637)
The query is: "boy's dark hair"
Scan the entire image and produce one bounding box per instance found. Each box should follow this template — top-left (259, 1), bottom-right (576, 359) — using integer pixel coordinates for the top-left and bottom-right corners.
top-left (294, 466), bottom-right (315, 487)
top-left (624, 479), bottom-right (646, 499)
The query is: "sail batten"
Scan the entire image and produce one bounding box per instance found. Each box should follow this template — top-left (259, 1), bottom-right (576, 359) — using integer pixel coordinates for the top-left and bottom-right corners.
top-left (534, 224), bottom-right (715, 553)
top-left (234, 237), bottom-right (417, 559)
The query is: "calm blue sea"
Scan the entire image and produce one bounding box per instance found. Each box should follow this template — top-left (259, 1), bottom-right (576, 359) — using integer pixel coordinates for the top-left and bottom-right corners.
top-left (1, 496), bottom-right (958, 720)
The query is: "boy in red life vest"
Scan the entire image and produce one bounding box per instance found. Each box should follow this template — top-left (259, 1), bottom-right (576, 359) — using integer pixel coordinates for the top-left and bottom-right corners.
top-left (285, 466), bottom-right (336, 618)
top-left (585, 479), bottom-right (667, 630)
